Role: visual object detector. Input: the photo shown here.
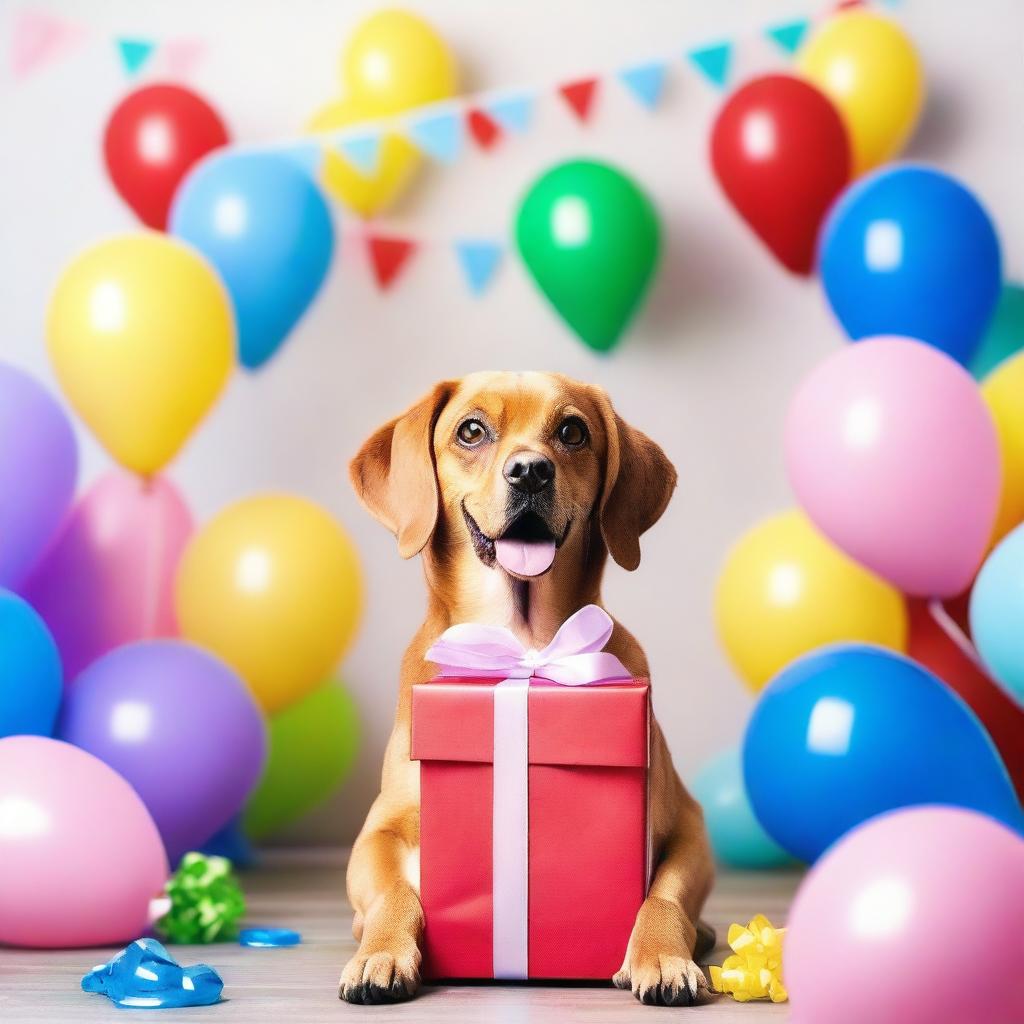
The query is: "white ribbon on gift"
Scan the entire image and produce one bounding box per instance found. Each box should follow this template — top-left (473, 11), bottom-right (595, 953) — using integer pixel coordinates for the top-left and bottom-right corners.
top-left (425, 605), bottom-right (631, 979)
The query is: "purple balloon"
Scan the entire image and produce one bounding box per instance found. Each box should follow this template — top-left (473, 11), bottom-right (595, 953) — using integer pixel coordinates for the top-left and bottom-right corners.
top-left (60, 640), bottom-right (267, 863)
top-left (0, 363), bottom-right (78, 589)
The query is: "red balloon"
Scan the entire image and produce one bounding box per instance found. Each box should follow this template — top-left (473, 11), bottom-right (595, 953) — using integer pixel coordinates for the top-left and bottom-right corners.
top-left (103, 83), bottom-right (229, 230)
top-left (711, 74), bottom-right (850, 275)
top-left (908, 599), bottom-right (1024, 803)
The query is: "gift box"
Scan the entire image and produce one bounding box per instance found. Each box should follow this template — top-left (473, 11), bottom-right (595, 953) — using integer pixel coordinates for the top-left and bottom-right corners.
top-left (412, 606), bottom-right (650, 980)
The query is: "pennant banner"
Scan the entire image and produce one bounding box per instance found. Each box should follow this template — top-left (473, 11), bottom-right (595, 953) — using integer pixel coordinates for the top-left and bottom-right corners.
top-left (116, 37), bottom-right (156, 76)
top-left (619, 62), bottom-right (668, 109)
top-left (10, 10), bottom-right (86, 79)
top-left (454, 240), bottom-right (504, 296)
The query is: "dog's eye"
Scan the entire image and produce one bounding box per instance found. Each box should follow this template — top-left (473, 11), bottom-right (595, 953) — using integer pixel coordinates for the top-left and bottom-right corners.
top-left (457, 419), bottom-right (488, 447)
top-left (557, 417), bottom-right (588, 448)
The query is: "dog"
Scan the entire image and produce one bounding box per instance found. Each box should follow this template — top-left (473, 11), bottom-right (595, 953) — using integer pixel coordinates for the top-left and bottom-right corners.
top-left (342, 371), bottom-right (714, 1006)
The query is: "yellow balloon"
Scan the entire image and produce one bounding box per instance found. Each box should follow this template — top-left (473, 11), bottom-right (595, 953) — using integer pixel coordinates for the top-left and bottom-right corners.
top-left (308, 9), bottom-right (458, 217)
top-left (308, 97), bottom-right (421, 220)
top-left (175, 494), bottom-right (362, 715)
top-left (47, 234), bottom-right (233, 477)
top-left (797, 11), bottom-right (924, 175)
top-left (715, 509), bottom-right (907, 692)
top-left (982, 353), bottom-right (1024, 544)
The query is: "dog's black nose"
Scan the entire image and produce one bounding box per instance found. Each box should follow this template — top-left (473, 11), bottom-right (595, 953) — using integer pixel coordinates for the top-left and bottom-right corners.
top-left (503, 451), bottom-right (555, 494)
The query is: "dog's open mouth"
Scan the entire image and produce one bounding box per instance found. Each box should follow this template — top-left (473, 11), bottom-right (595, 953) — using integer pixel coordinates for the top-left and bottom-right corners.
top-left (463, 504), bottom-right (566, 578)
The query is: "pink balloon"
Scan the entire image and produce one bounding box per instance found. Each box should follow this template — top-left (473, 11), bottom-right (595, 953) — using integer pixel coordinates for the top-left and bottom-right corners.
top-left (786, 806), bottom-right (1024, 1024)
top-left (0, 735), bottom-right (168, 948)
top-left (785, 337), bottom-right (1000, 597)
top-left (22, 470), bottom-right (193, 681)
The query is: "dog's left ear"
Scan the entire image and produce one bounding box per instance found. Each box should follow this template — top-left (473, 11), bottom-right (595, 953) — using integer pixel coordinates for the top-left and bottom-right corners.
top-left (349, 381), bottom-right (455, 558)
top-left (595, 394), bottom-right (677, 571)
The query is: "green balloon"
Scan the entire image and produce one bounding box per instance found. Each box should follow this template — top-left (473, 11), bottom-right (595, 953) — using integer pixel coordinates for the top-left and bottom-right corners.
top-left (515, 159), bottom-right (661, 352)
top-left (972, 283), bottom-right (1024, 380)
top-left (243, 680), bottom-right (360, 841)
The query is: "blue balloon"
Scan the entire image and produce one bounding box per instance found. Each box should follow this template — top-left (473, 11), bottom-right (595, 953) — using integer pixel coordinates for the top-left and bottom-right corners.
top-left (170, 152), bottom-right (334, 370)
top-left (0, 588), bottom-right (63, 738)
top-left (970, 523), bottom-right (1024, 707)
top-left (691, 748), bottom-right (795, 869)
top-left (743, 644), bottom-right (1023, 863)
top-left (820, 165), bottom-right (1001, 366)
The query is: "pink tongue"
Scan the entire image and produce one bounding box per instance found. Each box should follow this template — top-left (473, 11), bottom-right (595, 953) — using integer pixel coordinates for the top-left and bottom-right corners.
top-left (495, 539), bottom-right (556, 577)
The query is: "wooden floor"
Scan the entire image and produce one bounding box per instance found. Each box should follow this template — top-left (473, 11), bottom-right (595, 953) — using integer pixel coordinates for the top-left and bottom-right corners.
top-left (0, 849), bottom-right (801, 1022)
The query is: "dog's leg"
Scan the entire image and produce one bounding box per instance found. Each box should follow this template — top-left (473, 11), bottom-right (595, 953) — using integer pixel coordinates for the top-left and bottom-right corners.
top-left (339, 818), bottom-right (423, 1005)
top-left (614, 731), bottom-right (715, 1007)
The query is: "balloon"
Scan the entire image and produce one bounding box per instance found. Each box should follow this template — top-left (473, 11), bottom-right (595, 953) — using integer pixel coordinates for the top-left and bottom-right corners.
top-left (743, 644), bottom-right (1023, 863)
top-left (982, 352), bottom-right (1024, 543)
top-left (22, 470), bottom-right (192, 681)
top-left (175, 495), bottom-right (362, 714)
top-left (0, 363), bottom-right (77, 589)
top-left (46, 234), bottom-right (234, 476)
top-left (0, 735), bottom-right (168, 948)
top-left (691, 748), bottom-right (793, 869)
top-left (972, 282), bottom-right (1024, 380)
top-left (796, 10), bottom-right (924, 175)
top-left (59, 640), bottom-right (266, 863)
top-left (970, 524), bottom-right (1024, 708)
top-left (819, 165), bottom-right (1001, 365)
top-left (785, 337), bottom-right (1000, 597)
top-left (0, 590), bottom-right (62, 739)
top-left (786, 807), bottom-right (1024, 1024)
top-left (243, 680), bottom-right (360, 840)
top-left (908, 598), bottom-right (1024, 801)
top-left (710, 74), bottom-right (850, 275)
top-left (715, 509), bottom-right (906, 691)
top-left (103, 83), bottom-right (230, 230)
top-left (516, 160), bottom-right (660, 352)
top-left (308, 9), bottom-right (457, 217)
top-left (170, 152), bottom-right (334, 370)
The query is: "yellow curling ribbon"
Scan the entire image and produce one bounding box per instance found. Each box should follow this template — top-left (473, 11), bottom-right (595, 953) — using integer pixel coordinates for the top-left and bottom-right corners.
top-left (709, 914), bottom-right (788, 1003)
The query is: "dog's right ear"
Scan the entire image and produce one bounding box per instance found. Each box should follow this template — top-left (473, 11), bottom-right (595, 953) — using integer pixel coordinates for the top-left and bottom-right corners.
top-left (349, 381), bottom-right (456, 558)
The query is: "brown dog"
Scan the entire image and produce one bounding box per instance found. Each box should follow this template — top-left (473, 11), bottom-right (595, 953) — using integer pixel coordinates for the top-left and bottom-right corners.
top-left (342, 371), bottom-right (714, 1006)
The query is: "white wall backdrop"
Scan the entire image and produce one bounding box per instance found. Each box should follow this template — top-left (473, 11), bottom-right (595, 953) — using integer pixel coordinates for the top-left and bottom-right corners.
top-left (2, 0), bottom-right (1021, 843)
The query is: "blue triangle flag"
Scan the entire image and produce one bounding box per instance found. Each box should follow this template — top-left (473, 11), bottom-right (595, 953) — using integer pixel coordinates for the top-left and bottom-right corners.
top-left (765, 19), bottom-right (810, 55)
top-left (406, 107), bottom-right (463, 163)
top-left (117, 37), bottom-right (155, 76)
top-left (687, 41), bottom-right (732, 89)
top-left (618, 62), bottom-right (667, 109)
top-left (337, 132), bottom-right (381, 175)
top-left (454, 240), bottom-right (503, 296)
top-left (482, 92), bottom-right (535, 135)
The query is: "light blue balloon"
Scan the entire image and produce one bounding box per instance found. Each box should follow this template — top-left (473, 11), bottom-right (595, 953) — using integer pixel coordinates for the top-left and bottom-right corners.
top-left (820, 164), bottom-right (1001, 366)
top-left (0, 588), bottom-right (63, 738)
top-left (971, 523), bottom-right (1024, 706)
top-left (691, 748), bottom-right (794, 869)
top-left (170, 151), bottom-right (335, 370)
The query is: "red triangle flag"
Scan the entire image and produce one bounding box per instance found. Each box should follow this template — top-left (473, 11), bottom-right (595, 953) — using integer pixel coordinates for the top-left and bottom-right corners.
top-left (559, 78), bottom-right (599, 122)
top-left (466, 108), bottom-right (502, 150)
top-left (366, 235), bottom-right (416, 290)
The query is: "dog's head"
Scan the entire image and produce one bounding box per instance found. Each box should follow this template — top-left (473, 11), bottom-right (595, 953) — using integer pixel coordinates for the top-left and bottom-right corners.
top-left (350, 372), bottom-right (676, 583)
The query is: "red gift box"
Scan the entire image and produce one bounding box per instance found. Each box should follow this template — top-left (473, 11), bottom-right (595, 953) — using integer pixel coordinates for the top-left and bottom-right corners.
top-left (411, 674), bottom-right (650, 980)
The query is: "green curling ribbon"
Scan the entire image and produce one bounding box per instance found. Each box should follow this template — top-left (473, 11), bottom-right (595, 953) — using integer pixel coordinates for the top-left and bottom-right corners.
top-left (158, 853), bottom-right (246, 944)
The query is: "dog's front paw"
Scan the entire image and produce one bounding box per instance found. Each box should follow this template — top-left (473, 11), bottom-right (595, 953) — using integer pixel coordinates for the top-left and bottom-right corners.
top-left (339, 943), bottom-right (421, 1005)
top-left (614, 954), bottom-right (708, 1007)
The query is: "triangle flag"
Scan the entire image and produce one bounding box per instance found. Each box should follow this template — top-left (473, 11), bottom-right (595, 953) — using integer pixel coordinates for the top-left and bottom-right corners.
top-left (10, 11), bottom-right (86, 79)
top-left (367, 235), bottom-right (416, 290)
top-left (405, 107), bottom-right (463, 162)
top-left (618, 62), bottom-right (668, 109)
top-left (686, 41), bottom-right (732, 89)
top-left (466, 108), bottom-right (502, 150)
top-left (157, 37), bottom-right (205, 78)
top-left (765, 19), bottom-right (810, 55)
top-left (337, 132), bottom-right (381, 175)
top-left (483, 92), bottom-right (535, 135)
top-left (117, 37), bottom-right (156, 76)
top-left (559, 78), bottom-right (599, 122)
top-left (454, 240), bottom-right (503, 296)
